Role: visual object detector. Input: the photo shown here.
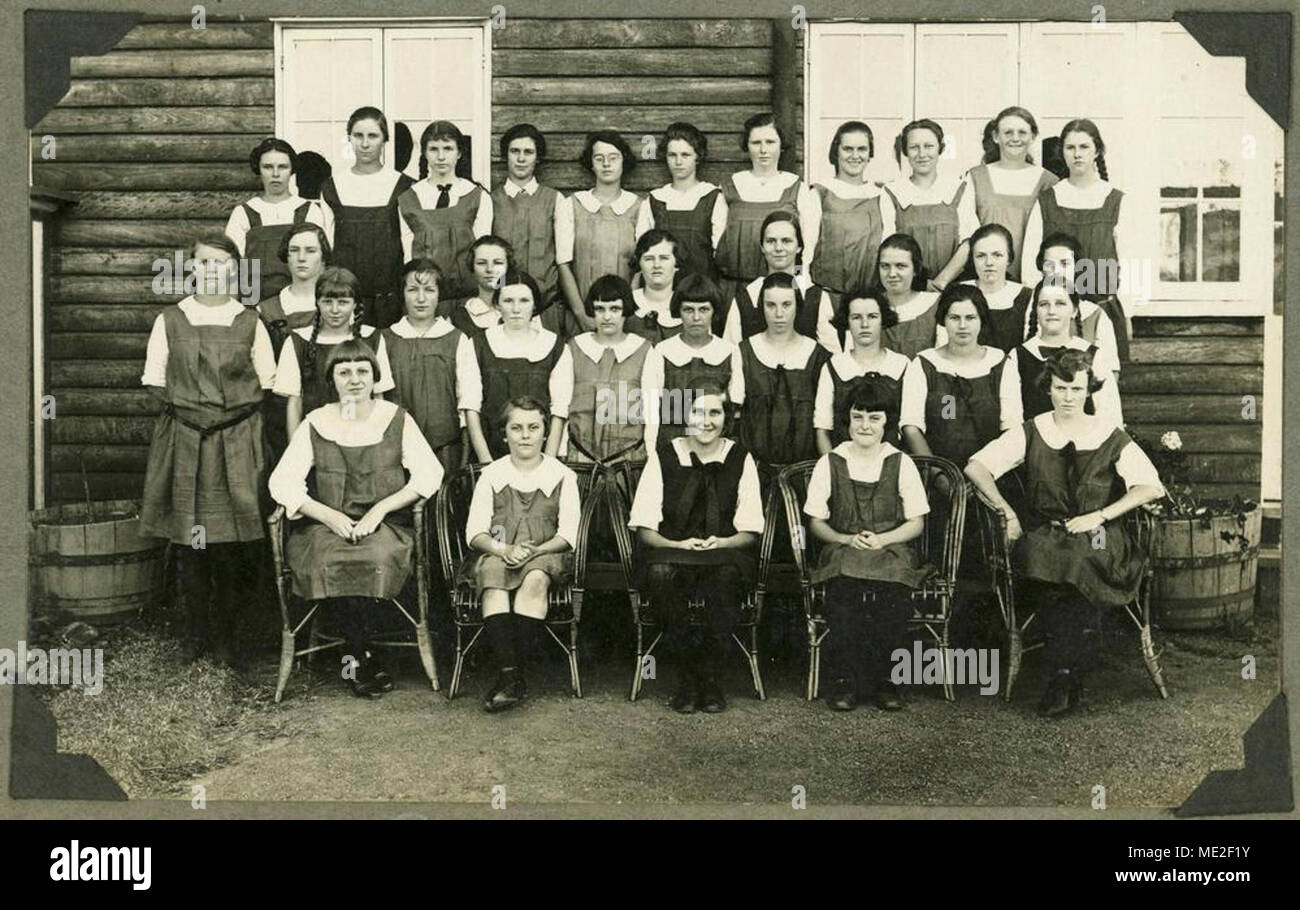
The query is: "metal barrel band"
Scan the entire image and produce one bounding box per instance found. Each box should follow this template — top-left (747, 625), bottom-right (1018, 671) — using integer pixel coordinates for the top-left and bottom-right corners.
top-left (30, 547), bottom-right (164, 568)
top-left (1154, 587), bottom-right (1256, 612)
top-left (1151, 546), bottom-right (1259, 569)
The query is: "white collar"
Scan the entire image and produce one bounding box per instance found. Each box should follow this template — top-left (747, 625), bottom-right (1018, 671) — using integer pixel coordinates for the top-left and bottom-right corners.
top-left (821, 176), bottom-right (882, 198)
top-left (830, 349), bottom-right (909, 379)
top-left (746, 271), bottom-right (815, 298)
top-left (632, 288), bottom-right (679, 323)
top-left (292, 323), bottom-right (375, 340)
top-left (919, 345), bottom-right (1003, 371)
top-left (502, 178), bottom-right (539, 198)
top-left (388, 316), bottom-right (455, 339)
top-left (463, 296), bottom-right (495, 316)
top-left (889, 173), bottom-right (964, 205)
top-left (651, 181), bottom-right (718, 202)
top-left (178, 296), bottom-right (243, 318)
top-left (892, 291), bottom-right (938, 321)
top-left (573, 331), bottom-right (646, 364)
top-left (246, 193), bottom-right (304, 212)
top-left (832, 439), bottom-right (901, 462)
top-left (1032, 411), bottom-right (1117, 449)
top-left (656, 333), bottom-right (731, 365)
top-left (670, 435), bottom-right (735, 465)
top-left (747, 332), bottom-right (817, 368)
top-left (305, 399), bottom-right (400, 440)
top-left (1024, 334), bottom-right (1089, 357)
top-left (573, 189), bottom-right (639, 216)
top-left (732, 170), bottom-right (799, 190)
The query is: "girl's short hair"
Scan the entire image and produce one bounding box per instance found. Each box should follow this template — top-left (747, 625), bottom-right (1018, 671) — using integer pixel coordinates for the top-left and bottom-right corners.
top-left (249, 137), bottom-right (298, 176)
top-left (491, 268), bottom-right (543, 313)
top-left (400, 257), bottom-right (444, 293)
top-left (894, 119), bottom-right (945, 167)
top-left (500, 394), bottom-right (550, 431)
top-left (757, 272), bottom-right (805, 319)
top-left (192, 233), bottom-right (241, 265)
top-left (276, 223), bottom-right (332, 265)
top-left (322, 337), bottom-right (382, 402)
top-left (874, 233), bottom-right (929, 288)
top-left (1037, 346), bottom-right (1105, 397)
top-left (670, 273), bottom-right (725, 319)
top-left (984, 106), bottom-right (1040, 164)
top-left (418, 120), bottom-right (471, 181)
top-left (499, 123), bottom-right (547, 165)
top-left (346, 106), bottom-right (389, 142)
top-left (579, 130), bottom-right (636, 176)
top-left (629, 228), bottom-right (684, 276)
top-left (661, 121), bottom-right (708, 165)
top-left (1036, 231), bottom-right (1085, 276)
top-left (1026, 279), bottom-right (1084, 339)
top-left (759, 210), bottom-right (804, 258)
top-left (968, 222), bottom-right (1016, 263)
top-left (1059, 118), bottom-right (1109, 181)
top-left (828, 120), bottom-right (874, 167)
top-left (690, 378), bottom-right (730, 407)
top-left (466, 234), bottom-right (516, 278)
top-left (584, 274), bottom-right (635, 318)
top-left (844, 375), bottom-right (899, 435)
top-left (316, 266), bottom-right (362, 302)
top-left (935, 284), bottom-right (992, 335)
top-left (739, 111), bottom-right (787, 155)
top-left (833, 286), bottom-right (899, 339)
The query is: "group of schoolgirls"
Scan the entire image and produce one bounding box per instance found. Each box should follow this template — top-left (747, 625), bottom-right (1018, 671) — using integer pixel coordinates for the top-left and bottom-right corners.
top-left (139, 102), bottom-right (1160, 718)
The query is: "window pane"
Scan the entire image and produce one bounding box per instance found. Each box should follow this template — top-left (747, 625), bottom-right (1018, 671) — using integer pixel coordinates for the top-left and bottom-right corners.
top-left (1202, 202), bottom-right (1241, 281)
top-left (1161, 186), bottom-right (1197, 198)
top-left (1160, 203), bottom-right (1197, 281)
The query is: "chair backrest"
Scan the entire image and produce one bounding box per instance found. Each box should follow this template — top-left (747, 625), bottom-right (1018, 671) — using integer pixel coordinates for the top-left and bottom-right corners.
top-left (434, 462), bottom-right (484, 586)
top-left (775, 460), bottom-right (824, 579)
top-left (908, 454), bottom-right (968, 586)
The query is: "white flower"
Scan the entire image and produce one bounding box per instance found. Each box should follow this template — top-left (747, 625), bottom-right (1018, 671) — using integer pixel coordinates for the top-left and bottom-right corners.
top-left (1161, 431), bottom-right (1183, 451)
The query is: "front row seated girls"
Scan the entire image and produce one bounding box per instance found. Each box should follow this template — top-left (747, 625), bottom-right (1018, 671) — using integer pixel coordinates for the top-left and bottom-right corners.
top-left (466, 397), bottom-right (581, 713)
top-left (268, 339), bottom-right (444, 698)
top-left (629, 382), bottom-right (766, 714)
top-left (964, 348), bottom-right (1163, 717)
top-left (803, 378), bottom-right (932, 712)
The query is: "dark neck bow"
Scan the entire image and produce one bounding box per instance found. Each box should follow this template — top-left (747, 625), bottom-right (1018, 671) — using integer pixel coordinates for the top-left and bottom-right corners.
top-left (1060, 441), bottom-right (1081, 515)
top-left (673, 452), bottom-right (727, 537)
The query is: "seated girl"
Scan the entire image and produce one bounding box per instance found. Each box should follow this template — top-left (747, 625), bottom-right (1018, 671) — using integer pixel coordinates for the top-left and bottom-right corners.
top-left (268, 339), bottom-right (444, 698)
top-left (629, 382), bottom-right (765, 714)
top-left (964, 348), bottom-right (1163, 717)
top-left (466, 396), bottom-right (581, 713)
top-left (804, 378), bottom-right (931, 712)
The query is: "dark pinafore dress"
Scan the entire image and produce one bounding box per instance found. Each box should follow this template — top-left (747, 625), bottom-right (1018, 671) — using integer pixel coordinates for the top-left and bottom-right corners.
top-left (828, 362), bottom-right (903, 448)
top-left (1015, 421), bottom-right (1144, 607)
top-left (732, 279), bottom-right (825, 342)
top-left (289, 331), bottom-right (380, 418)
top-left (381, 326), bottom-right (464, 467)
top-left (474, 331), bottom-right (567, 459)
top-left (885, 180), bottom-right (968, 280)
top-left (649, 188), bottom-right (721, 282)
top-left (492, 183), bottom-right (561, 304)
top-left (471, 473), bottom-right (574, 592)
top-left (626, 309), bottom-right (683, 346)
top-left (285, 406), bottom-right (413, 601)
top-left (883, 297), bottom-right (939, 359)
top-left (810, 186), bottom-right (884, 294)
top-left (640, 440), bottom-right (758, 584)
top-left (658, 350), bottom-right (734, 443)
top-left (139, 307), bottom-right (265, 545)
top-left (321, 171), bottom-right (414, 329)
top-left (739, 340), bottom-right (826, 468)
top-left (567, 338), bottom-right (652, 463)
top-left (1037, 185), bottom-right (1129, 363)
top-left (982, 285), bottom-right (1034, 353)
top-left (715, 176), bottom-right (800, 299)
top-left (241, 201), bottom-right (312, 301)
top-left (258, 296), bottom-right (317, 466)
top-left (919, 356), bottom-right (1007, 468)
top-left (1016, 343), bottom-right (1098, 421)
top-left (571, 195), bottom-right (643, 301)
top-left (399, 183), bottom-right (483, 299)
top-left (967, 165), bottom-right (1058, 279)
top-left (810, 451), bottom-right (931, 587)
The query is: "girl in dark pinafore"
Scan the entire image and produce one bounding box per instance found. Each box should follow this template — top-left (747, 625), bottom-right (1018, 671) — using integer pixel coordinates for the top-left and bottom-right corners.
top-left (809, 121), bottom-right (895, 297)
top-left (966, 348), bottom-right (1163, 716)
top-left (466, 269), bottom-right (572, 462)
top-left (804, 378), bottom-right (932, 711)
top-left (875, 233), bottom-right (940, 359)
top-left (642, 121), bottom-right (725, 285)
top-left (398, 120), bottom-right (492, 300)
top-left (139, 234), bottom-right (277, 665)
top-left (319, 107), bottom-right (414, 328)
top-left (961, 223), bottom-right (1034, 354)
top-left (268, 339), bottom-right (444, 698)
top-left (381, 258), bottom-right (481, 472)
top-left (625, 229), bottom-right (686, 345)
top-left (492, 123), bottom-right (568, 311)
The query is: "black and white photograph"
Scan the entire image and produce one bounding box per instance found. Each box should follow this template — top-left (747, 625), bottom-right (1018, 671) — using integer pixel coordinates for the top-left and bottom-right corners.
top-left (5, 0), bottom-right (1295, 839)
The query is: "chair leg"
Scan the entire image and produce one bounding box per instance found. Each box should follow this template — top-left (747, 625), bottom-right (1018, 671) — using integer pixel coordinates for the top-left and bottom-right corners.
top-left (735, 629), bottom-right (765, 700)
top-left (940, 611), bottom-right (955, 703)
top-left (569, 622), bottom-right (582, 699)
top-left (448, 625), bottom-right (467, 701)
top-left (275, 627), bottom-right (295, 704)
top-left (1004, 627), bottom-right (1023, 701)
top-left (416, 621), bottom-right (440, 692)
top-left (629, 620), bottom-right (644, 702)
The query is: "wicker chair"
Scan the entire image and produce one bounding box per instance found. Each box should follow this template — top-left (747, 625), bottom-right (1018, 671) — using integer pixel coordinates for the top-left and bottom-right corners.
top-left (433, 462), bottom-right (582, 700)
top-left (623, 459), bottom-right (779, 702)
top-left (777, 454), bottom-right (968, 702)
top-left (267, 498), bottom-right (436, 704)
top-left (970, 486), bottom-right (1169, 701)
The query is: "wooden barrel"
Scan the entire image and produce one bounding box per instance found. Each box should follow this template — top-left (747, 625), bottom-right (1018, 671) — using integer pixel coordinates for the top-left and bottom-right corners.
top-left (1149, 507), bottom-right (1262, 631)
top-left (28, 500), bottom-right (166, 626)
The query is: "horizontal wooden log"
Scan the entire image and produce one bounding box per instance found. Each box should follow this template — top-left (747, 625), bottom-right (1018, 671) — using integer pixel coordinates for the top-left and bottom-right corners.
top-left (1128, 338), bottom-right (1263, 365)
top-left (50, 390), bottom-right (160, 417)
top-left (70, 50), bottom-right (273, 78)
top-left (1118, 364), bottom-right (1263, 395)
top-left (51, 445), bottom-right (152, 472)
top-left (1123, 395), bottom-right (1264, 423)
top-left (50, 416), bottom-right (155, 445)
top-left (47, 334), bottom-right (149, 359)
top-left (1168, 454), bottom-right (1262, 483)
top-left (493, 77), bottom-right (770, 106)
top-left (33, 134), bottom-right (266, 163)
top-left (51, 305), bottom-right (166, 333)
top-left (492, 105), bottom-right (793, 134)
top-left (66, 191), bottom-right (246, 220)
top-left (1132, 318), bottom-right (1264, 337)
top-left (35, 106), bottom-right (275, 134)
top-left (492, 132), bottom-right (755, 163)
top-left (1125, 423), bottom-right (1261, 453)
top-left (61, 77), bottom-right (274, 107)
top-left (113, 22), bottom-right (273, 49)
top-left (50, 472), bottom-right (148, 504)
top-left (33, 163), bottom-right (259, 192)
top-left (494, 19), bottom-right (770, 49)
top-left (49, 361), bottom-right (145, 389)
top-left (53, 277), bottom-right (181, 305)
top-left (492, 47), bottom-right (771, 77)
top-left (60, 219), bottom-right (231, 246)
top-left (56, 249), bottom-right (178, 276)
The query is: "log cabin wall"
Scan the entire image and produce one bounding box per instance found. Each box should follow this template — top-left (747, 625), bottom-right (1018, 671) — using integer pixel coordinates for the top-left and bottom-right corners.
top-left (29, 17), bottom-right (1264, 504)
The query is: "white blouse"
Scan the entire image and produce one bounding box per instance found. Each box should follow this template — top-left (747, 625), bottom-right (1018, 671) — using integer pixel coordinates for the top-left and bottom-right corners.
top-left (631, 287), bottom-right (681, 328)
top-left (480, 324), bottom-right (574, 419)
top-left (386, 316), bottom-right (483, 414)
top-left (899, 347), bottom-right (1022, 434)
top-left (398, 177), bottom-right (494, 260)
top-left (723, 271), bottom-right (837, 355)
top-left (813, 349), bottom-right (911, 432)
top-left (805, 177), bottom-right (898, 267)
top-left (637, 181), bottom-right (728, 250)
top-left (260, 285), bottom-right (319, 318)
top-left (271, 324), bottom-right (395, 399)
top-left (883, 174), bottom-right (981, 249)
top-left (141, 297), bottom-right (277, 389)
top-left (628, 437), bottom-right (765, 535)
top-left (803, 441), bottom-right (930, 522)
top-left (500, 178), bottom-right (575, 266)
top-left (1001, 335), bottom-right (1125, 429)
top-left (728, 170), bottom-right (820, 263)
top-left (224, 194), bottom-right (330, 256)
top-left (465, 453), bottom-right (581, 549)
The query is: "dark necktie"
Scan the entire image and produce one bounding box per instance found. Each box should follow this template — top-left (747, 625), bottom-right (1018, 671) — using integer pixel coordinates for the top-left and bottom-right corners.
top-left (678, 454), bottom-right (726, 538)
top-left (435, 184), bottom-right (452, 208)
top-left (1061, 441), bottom-right (1081, 516)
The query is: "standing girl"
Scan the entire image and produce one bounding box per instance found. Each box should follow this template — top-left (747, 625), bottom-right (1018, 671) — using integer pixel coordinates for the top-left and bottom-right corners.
top-left (558, 131), bottom-right (646, 333)
top-left (268, 339), bottom-right (444, 697)
top-left (875, 234), bottom-right (941, 359)
top-left (319, 107), bottom-right (414, 328)
top-left (714, 113), bottom-right (818, 303)
top-left (737, 273), bottom-right (830, 469)
top-left (962, 223), bottom-right (1033, 353)
top-left (467, 396), bottom-right (581, 712)
top-left (625, 229), bottom-right (685, 345)
top-left (808, 121), bottom-right (896, 296)
top-left (382, 258), bottom-right (481, 471)
top-left (963, 107), bottom-right (1059, 280)
top-left (491, 124), bottom-right (572, 312)
top-left (883, 119), bottom-right (980, 292)
top-left (273, 266), bottom-right (395, 439)
top-left (1033, 232), bottom-right (1122, 370)
top-left (226, 138), bottom-right (331, 302)
top-left (398, 120), bottom-right (493, 300)
top-left (139, 234), bottom-right (277, 664)
top-left (814, 288), bottom-right (910, 454)
top-left (638, 122), bottom-right (726, 284)
top-left (466, 269), bottom-right (573, 462)
top-left (1020, 119), bottom-right (1131, 362)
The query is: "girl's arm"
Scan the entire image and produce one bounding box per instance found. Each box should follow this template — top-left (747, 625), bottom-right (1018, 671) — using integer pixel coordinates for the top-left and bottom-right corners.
top-left (931, 240), bottom-right (970, 291)
top-left (810, 517), bottom-right (856, 546)
top-left (902, 425), bottom-right (932, 457)
top-left (465, 411), bottom-right (492, 463)
top-left (815, 429), bottom-right (833, 456)
top-left (714, 530), bottom-right (758, 550)
top-left (964, 459), bottom-right (1021, 539)
top-left (636, 527), bottom-right (687, 550)
top-left (545, 417), bottom-right (565, 458)
top-left (286, 395), bottom-right (303, 439)
top-left (871, 516), bottom-right (924, 547)
top-left (1065, 483), bottom-right (1162, 535)
top-left (470, 532), bottom-right (510, 557)
top-left (557, 263), bottom-right (589, 328)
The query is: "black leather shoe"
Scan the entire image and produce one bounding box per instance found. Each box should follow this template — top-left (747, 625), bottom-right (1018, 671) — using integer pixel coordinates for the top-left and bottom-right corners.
top-left (827, 679), bottom-right (857, 712)
top-left (368, 653), bottom-right (395, 692)
top-left (872, 682), bottom-right (903, 711)
top-left (484, 669), bottom-right (525, 713)
top-left (669, 678), bottom-right (698, 714)
top-left (348, 669), bottom-right (384, 699)
top-left (1037, 671), bottom-right (1077, 718)
top-left (698, 676), bottom-right (727, 714)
